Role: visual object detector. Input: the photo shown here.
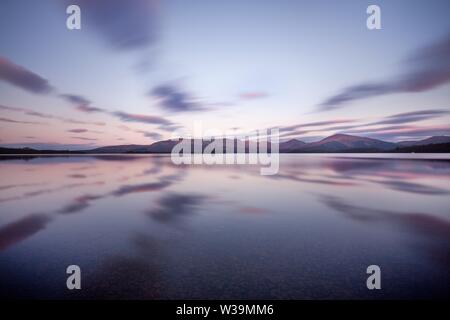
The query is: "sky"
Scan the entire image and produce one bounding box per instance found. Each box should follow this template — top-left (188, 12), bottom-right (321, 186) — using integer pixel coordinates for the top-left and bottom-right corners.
top-left (0, 0), bottom-right (449, 149)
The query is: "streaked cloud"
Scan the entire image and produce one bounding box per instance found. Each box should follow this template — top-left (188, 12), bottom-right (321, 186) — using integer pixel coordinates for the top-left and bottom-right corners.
top-left (0, 56), bottom-right (53, 94)
top-left (0, 104), bottom-right (106, 127)
top-left (71, 136), bottom-right (98, 141)
top-left (113, 111), bottom-right (173, 125)
top-left (151, 83), bottom-right (203, 112)
top-left (368, 109), bottom-right (450, 125)
top-left (135, 130), bottom-right (162, 140)
top-left (60, 94), bottom-right (90, 106)
top-left (365, 125), bottom-right (450, 141)
top-left (60, 94), bottom-right (106, 113)
top-left (71, 0), bottom-right (159, 51)
top-left (0, 117), bottom-right (43, 125)
top-left (67, 128), bottom-right (88, 133)
top-left (76, 105), bottom-right (105, 113)
top-left (319, 34), bottom-right (450, 110)
top-left (280, 119), bottom-right (355, 133)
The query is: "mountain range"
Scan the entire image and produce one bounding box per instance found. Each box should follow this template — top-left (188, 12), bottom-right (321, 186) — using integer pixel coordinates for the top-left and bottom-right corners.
top-left (1, 134), bottom-right (450, 154)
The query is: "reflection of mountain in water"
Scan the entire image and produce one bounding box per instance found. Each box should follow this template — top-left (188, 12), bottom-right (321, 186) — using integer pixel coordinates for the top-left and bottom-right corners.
top-left (2, 134), bottom-right (450, 154)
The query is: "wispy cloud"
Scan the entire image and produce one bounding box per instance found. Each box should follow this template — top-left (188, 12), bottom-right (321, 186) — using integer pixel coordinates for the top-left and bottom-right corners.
top-left (71, 0), bottom-right (159, 51)
top-left (151, 83), bottom-right (203, 112)
top-left (135, 130), bottom-right (162, 140)
top-left (67, 128), bottom-right (88, 133)
top-left (272, 108), bottom-right (450, 141)
top-left (280, 119), bottom-right (355, 133)
top-left (71, 136), bottom-right (99, 141)
top-left (60, 94), bottom-right (106, 113)
top-left (113, 111), bottom-right (173, 125)
top-left (0, 56), bottom-right (53, 94)
top-left (364, 125), bottom-right (450, 141)
top-left (76, 105), bottom-right (105, 113)
top-left (1, 104), bottom-right (106, 127)
top-left (0, 117), bottom-right (43, 125)
top-left (60, 94), bottom-right (90, 106)
top-left (368, 109), bottom-right (450, 125)
top-left (319, 34), bottom-right (450, 110)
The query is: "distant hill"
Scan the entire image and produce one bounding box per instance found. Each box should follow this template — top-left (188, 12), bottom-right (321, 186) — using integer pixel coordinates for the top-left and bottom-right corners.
top-left (277, 139), bottom-right (307, 152)
top-left (0, 147), bottom-right (78, 154)
top-left (285, 134), bottom-right (396, 152)
top-left (1, 135), bottom-right (449, 154)
top-left (87, 144), bottom-right (152, 153)
top-left (393, 142), bottom-right (450, 153)
top-left (397, 136), bottom-right (450, 147)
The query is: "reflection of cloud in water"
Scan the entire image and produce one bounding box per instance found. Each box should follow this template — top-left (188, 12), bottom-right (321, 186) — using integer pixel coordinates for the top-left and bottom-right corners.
top-left (267, 172), bottom-right (357, 186)
top-left (58, 194), bottom-right (105, 214)
top-left (0, 214), bottom-right (52, 251)
top-left (0, 167), bottom-right (186, 250)
top-left (147, 193), bottom-right (207, 224)
top-left (70, 165), bottom-right (96, 172)
top-left (67, 174), bottom-right (87, 179)
top-left (0, 182), bottom-right (43, 191)
top-left (112, 180), bottom-right (172, 197)
top-left (0, 181), bottom-right (105, 203)
top-left (276, 158), bottom-right (450, 195)
top-left (239, 207), bottom-right (269, 214)
top-left (112, 172), bottom-right (183, 197)
top-left (319, 195), bottom-right (450, 266)
top-left (0, 168), bottom-right (186, 249)
top-left (325, 158), bottom-right (450, 179)
top-left (377, 180), bottom-right (449, 195)
top-left (76, 233), bottom-right (163, 299)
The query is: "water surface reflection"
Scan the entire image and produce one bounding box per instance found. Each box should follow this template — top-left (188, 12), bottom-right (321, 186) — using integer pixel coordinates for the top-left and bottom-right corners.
top-left (0, 154), bottom-right (449, 299)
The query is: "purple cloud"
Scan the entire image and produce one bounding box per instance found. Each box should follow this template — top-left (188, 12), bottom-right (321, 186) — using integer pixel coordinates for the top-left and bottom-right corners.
top-left (60, 94), bottom-right (106, 113)
top-left (76, 105), bottom-right (105, 113)
top-left (151, 84), bottom-right (203, 112)
top-left (0, 105), bottom-right (22, 112)
top-left (280, 119), bottom-right (355, 132)
top-left (134, 130), bottom-right (162, 140)
top-left (369, 109), bottom-right (450, 125)
top-left (319, 34), bottom-right (450, 110)
top-left (0, 56), bottom-right (53, 94)
top-left (143, 132), bottom-right (162, 140)
top-left (71, 0), bottom-right (159, 51)
top-left (0, 117), bottom-right (43, 125)
top-left (71, 136), bottom-right (98, 141)
top-left (24, 111), bottom-right (55, 119)
top-left (67, 128), bottom-right (88, 133)
top-left (143, 132), bottom-right (161, 140)
top-left (60, 94), bottom-right (91, 106)
top-left (113, 111), bottom-right (173, 126)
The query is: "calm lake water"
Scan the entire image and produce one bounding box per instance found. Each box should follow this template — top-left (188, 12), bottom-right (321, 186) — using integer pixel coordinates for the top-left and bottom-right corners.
top-left (0, 154), bottom-right (449, 299)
